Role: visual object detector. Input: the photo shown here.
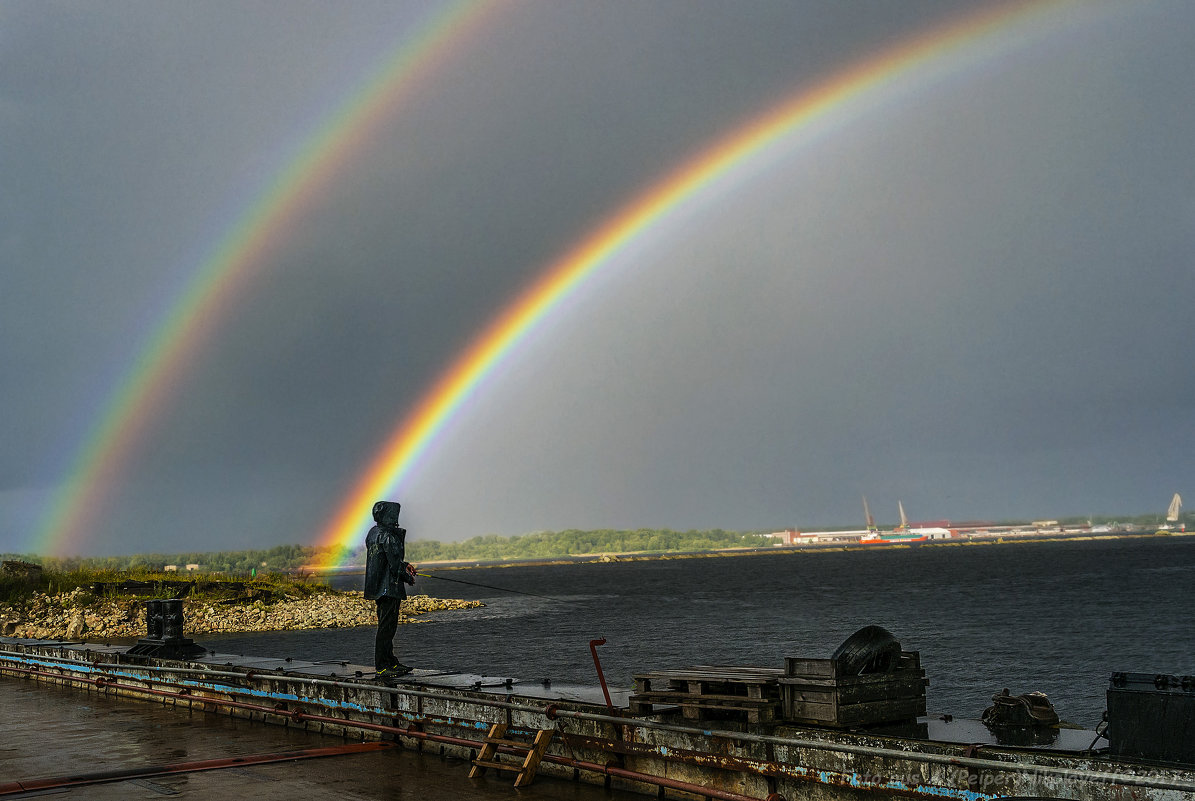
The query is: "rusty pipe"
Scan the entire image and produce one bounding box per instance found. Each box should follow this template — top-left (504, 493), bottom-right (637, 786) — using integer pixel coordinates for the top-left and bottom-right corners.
top-left (564, 756), bottom-right (768, 801)
top-left (0, 742), bottom-right (393, 796)
top-left (8, 652), bottom-right (1195, 795)
top-left (1, 664), bottom-right (775, 801)
top-left (588, 638), bottom-right (614, 710)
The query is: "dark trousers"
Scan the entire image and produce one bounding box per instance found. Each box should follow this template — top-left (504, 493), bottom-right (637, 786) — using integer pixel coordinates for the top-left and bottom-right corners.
top-left (374, 596), bottom-right (400, 669)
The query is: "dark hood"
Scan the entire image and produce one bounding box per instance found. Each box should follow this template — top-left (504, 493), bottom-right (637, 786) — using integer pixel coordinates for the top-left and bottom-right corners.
top-left (372, 500), bottom-right (401, 529)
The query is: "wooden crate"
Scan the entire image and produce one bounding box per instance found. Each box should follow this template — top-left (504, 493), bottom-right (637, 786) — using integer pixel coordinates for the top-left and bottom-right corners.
top-left (779, 651), bottom-right (927, 727)
top-left (784, 650), bottom-right (921, 678)
top-left (630, 666), bottom-right (784, 724)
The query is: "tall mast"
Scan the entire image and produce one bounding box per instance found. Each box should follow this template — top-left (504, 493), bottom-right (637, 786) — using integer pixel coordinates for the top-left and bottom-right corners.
top-left (862, 495), bottom-right (877, 532)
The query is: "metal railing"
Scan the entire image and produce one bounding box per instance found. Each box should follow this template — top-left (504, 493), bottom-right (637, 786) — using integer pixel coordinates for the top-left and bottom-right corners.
top-left (4, 646), bottom-right (1195, 796)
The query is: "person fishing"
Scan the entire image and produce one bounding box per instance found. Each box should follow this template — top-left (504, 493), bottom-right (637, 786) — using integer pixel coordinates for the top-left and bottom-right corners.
top-left (364, 500), bottom-right (417, 679)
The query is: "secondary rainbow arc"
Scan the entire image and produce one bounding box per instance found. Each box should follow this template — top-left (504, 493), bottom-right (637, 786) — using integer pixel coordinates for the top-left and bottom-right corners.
top-left (28, 0), bottom-right (496, 557)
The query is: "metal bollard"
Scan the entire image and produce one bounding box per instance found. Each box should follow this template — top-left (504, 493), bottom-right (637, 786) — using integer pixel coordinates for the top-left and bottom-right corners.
top-left (127, 597), bottom-right (203, 659)
top-left (145, 600), bottom-right (165, 639)
top-left (162, 599), bottom-right (184, 640)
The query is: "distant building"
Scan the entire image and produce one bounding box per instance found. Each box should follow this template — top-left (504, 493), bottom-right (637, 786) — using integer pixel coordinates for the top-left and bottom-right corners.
top-left (768, 529), bottom-right (820, 545)
top-left (185, 564), bottom-right (200, 572)
top-left (910, 527), bottom-right (954, 540)
top-left (164, 565), bottom-right (178, 572)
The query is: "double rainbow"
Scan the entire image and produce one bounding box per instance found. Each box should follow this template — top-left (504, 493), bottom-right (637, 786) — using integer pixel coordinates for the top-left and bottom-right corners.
top-left (30, 1), bottom-right (1085, 560)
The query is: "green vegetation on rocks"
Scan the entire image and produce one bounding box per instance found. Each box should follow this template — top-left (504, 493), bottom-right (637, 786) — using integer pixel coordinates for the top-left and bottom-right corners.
top-left (0, 564), bottom-right (481, 640)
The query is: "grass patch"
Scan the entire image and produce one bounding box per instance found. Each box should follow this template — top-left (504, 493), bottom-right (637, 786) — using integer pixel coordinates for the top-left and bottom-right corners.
top-left (0, 566), bottom-right (330, 608)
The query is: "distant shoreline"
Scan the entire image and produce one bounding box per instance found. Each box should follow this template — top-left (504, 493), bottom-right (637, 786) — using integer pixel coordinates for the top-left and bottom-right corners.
top-left (318, 529), bottom-right (1191, 576)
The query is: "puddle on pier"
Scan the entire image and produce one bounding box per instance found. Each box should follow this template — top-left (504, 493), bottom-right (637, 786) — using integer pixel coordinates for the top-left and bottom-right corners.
top-left (0, 679), bottom-right (644, 801)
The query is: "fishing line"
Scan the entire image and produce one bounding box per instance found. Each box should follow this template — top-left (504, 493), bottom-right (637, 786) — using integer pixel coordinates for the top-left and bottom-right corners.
top-left (414, 570), bottom-right (565, 602)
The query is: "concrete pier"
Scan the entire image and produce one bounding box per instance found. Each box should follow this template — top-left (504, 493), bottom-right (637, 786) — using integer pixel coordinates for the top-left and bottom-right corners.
top-left (3, 638), bottom-right (1195, 801)
top-left (0, 675), bottom-right (644, 801)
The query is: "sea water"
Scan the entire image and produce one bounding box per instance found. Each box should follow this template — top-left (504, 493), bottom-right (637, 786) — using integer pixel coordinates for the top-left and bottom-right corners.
top-left (195, 535), bottom-right (1195, 728)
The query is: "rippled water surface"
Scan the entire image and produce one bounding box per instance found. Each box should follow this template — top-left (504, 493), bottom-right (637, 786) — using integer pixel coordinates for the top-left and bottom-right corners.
top-left (197, 535), bottom-right (1195, 727)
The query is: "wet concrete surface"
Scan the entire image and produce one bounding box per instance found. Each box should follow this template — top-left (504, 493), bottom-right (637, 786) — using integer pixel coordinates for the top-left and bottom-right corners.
top-left (0, 679), bottom-right (647, 800)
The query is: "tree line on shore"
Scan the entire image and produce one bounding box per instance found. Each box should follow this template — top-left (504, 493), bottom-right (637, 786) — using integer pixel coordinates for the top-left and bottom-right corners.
top-left (3, 512), bottom-right (1181, 575)
top-left (407, 528), bottom-right (770, 562)
top-left (4, 529), bottom-right (770, 573)
top-left (1, 543), bottom-right (351, 575)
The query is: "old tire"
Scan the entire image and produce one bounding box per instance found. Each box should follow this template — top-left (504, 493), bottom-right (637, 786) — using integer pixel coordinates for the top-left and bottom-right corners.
top-left (832, 625), bottom-right (901, 675)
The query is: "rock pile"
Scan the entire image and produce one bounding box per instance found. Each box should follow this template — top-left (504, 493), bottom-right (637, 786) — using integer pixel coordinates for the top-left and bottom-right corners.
top-left (0, 587), bottom-right (482, 641)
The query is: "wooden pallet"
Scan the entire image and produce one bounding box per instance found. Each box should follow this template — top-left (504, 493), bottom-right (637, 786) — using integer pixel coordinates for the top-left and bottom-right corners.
top-left (630, 666), bottom-right (784, 724)
top-left (468, 723), bottom-right (555, 787)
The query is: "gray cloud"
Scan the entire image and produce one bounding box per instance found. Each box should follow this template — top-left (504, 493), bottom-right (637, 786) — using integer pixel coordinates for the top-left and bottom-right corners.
top-left (3, 0), bottom-right (1193, 555)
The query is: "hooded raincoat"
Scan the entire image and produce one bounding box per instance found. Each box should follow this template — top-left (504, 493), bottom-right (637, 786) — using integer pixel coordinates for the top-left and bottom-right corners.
top-left (364, 501), bottom-right (407, 601)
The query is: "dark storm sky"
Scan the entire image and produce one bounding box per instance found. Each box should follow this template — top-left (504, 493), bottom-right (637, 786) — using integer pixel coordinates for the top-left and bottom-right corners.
top-left (3, 1), bottom-right (1193, 555)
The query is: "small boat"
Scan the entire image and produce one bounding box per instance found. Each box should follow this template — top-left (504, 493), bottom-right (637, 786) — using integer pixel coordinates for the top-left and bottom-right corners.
top-left (859, 531), bottom-right (929, 545)
top-left (857, 499), bottom-right (933, 544)
top-left (1157, 492), bottom-right (1185, 533)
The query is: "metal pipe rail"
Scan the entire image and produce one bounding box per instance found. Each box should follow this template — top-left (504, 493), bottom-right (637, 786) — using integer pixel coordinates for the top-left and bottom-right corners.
top-left (0, 743), bottom-right (395, 796)
top-left (0, 648), bottom-right (549, 714)
top-left (4, 648), bottom-right (1194, 795)
top-left (1, 661), bottom-right (771, 801)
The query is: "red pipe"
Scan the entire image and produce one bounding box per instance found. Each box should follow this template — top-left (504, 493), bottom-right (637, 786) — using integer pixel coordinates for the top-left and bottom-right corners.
top-left (589, 638), bottom-right (614, 710)
top-left (4, 663), bottom-right (776, 801)
top-left (570, 757), bottom-right (769, 801)
top-left (0, 742), bottom-right (393, 795)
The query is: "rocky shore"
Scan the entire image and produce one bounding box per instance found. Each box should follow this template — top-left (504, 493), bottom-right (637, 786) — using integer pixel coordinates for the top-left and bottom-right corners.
top-left (0, 588), bottom-right (483, 641)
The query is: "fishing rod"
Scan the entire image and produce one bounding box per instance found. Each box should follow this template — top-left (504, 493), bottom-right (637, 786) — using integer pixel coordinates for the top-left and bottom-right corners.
top-left (413, 570), bottom-right (562, 602)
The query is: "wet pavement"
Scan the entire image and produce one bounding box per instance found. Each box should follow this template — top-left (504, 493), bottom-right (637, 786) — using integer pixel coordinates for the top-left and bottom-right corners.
top-left (0, 679), bottom-right (646, 800)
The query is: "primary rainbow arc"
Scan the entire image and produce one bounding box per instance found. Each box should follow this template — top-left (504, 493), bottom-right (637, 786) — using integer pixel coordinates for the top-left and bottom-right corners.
top-left (315, 0), bottom-right (1075, 564)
